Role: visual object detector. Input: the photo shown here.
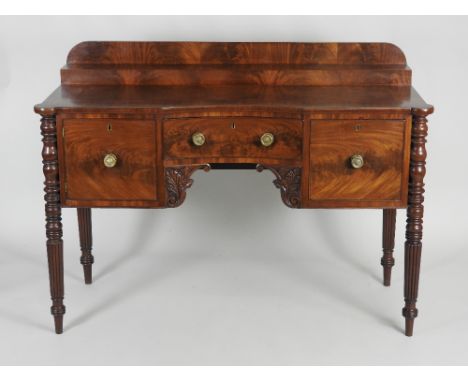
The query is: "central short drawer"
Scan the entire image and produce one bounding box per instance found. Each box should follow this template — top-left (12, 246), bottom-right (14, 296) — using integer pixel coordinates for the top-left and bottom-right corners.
top-left (163, 117), bottom-right (303, 163)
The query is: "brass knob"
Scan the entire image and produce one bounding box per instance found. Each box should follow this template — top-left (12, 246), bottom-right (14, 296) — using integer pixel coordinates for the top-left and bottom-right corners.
top-left (260, 132), bottom-right (275, 147)
top-left (192, 132), bottom-right (206, 146)
top-left (350, 154), bottom-right (364, 169)
top-left (103, 153), bottom-right (118, 168)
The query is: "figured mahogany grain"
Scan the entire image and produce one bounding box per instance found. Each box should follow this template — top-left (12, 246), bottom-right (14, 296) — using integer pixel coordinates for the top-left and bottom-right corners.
top-left (60, 42), bottom-right (410, 86)
top-left (34, 41), bottom-right (433, 336)
top-left (163, 117), bottom-right (302, 164)
top-left (62, 118), bottom-right (157, 202)
top-left (308, 119), bottom-right (410, 205)
top-left (67, 42), bottom-right (407, 65)
top-left (60, 64), bottom-right (411, 87)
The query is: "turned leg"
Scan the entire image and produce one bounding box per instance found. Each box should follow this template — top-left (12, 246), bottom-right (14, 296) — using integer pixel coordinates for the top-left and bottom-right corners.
top-left (402, 108), bottom-right (431, 336)
top-left (381, 209), bottom-right (396, 286)
top-left (77, 208), bottom-right (94, 284)
top-left (41, 114), bottom-right (65, 334)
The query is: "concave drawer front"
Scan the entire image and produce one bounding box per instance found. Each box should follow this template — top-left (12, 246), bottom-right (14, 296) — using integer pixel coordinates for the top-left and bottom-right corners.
top-left (308, 119), bottom-right (410, 206)
top-left (63, 119), bottom-right (157, 201)
top-left (163, 117), bottom-right (303, 163)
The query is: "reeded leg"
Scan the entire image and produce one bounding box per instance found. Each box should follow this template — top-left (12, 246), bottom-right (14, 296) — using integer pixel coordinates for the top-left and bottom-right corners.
top-left (381, 209), bottom-right (396, 286)
top-left (77, 208), bottom-right (94, 284)
top-left (41, 114), bottom-right (65, 334)
top-left (402, 108), bottom-right (432, 336)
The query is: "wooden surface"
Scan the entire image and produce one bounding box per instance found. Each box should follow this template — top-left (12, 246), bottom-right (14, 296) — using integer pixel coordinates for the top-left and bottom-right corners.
top-left (61, 42), bottom-right (410, 86)
top-left (403, 111), bottom-right (429, 337)
top-left (382, 209), bottom-right (397, 286)
top-left (62, 118), bottom-right (158, 203)
top-left (77, 208), bottom-right (93, 284)
top-left (41, 115), bottom-right (65, 334)
top-left (307, 119), bottom-right (410, 207)
top-left (66, 42), bottom-right (408, 65)
top-left (163, 117), bottom-right (302, 165)
top-left (34, 41), bottom-right (433, 336)
top-left (36, 85), bottom-right (429, 115)
top-left (61, 64), bottom-right (412, 87)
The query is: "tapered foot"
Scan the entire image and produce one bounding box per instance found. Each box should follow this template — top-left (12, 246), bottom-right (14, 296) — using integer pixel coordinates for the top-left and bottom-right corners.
top-left (382, 267), bottom-right (392, 287)
top-left (83, 264), bottom-right (92, 285)
top-left (405, 318), bottom-right (414, 337)
top-left (52, 304), bottom-right (65, 334)
top-left (403, 304), bottom-right (418, 336)
top-left (381, 209), bottom-right (396, 286)
top-left (54, 321), bottom-right (63, 334)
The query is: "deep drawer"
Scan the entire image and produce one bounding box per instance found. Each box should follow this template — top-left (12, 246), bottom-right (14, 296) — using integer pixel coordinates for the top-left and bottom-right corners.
top-left (308, 119), bottom-right (410, 205)
top-left (62, 118), bottom-right (158, 201)
top-left (163, 117), bottom-right (303, 163)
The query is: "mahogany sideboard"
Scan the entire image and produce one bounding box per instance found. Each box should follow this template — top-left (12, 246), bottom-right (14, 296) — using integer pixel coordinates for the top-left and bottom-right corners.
top-left (34, 41), bottom-right (433, 336)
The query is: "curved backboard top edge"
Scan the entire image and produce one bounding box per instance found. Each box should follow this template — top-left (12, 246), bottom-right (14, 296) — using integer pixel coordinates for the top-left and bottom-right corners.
top-left (66, 41), bottom-right (407, 66)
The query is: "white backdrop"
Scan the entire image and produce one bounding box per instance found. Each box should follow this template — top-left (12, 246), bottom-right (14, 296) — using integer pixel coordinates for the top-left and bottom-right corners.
top-left (0, 16), bottom-right (467, 365)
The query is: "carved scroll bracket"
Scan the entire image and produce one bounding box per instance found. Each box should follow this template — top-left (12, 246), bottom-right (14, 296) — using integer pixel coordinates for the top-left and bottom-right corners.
top-left (256, 164), bottom-right (302, 208)
top-left (165, 164), bottom-right (211, 207)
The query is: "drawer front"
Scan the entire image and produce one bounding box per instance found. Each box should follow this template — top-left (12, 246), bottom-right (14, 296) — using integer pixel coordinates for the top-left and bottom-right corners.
top-left (62, 119), bottom-right (157, 201)
top-left (308, 119), bottom-right (410, 204)
top-left (163, 117), bottom-right (303, 163)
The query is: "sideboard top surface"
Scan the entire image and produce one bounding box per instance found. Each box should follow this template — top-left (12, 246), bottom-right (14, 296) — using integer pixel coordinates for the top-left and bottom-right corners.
top-left (35, 41), bottom-right (432, 115)
top-left (36, 85), bottom-right (430, 115)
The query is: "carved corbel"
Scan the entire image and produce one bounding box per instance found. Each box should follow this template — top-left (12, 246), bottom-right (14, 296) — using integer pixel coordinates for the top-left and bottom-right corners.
top-left (165, 165), bottom-right (211, 207)
top-left (256, 165), bottom-right (302, 208)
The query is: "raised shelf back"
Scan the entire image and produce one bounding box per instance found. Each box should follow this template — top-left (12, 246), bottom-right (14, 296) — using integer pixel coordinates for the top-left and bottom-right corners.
top-left (61, 41), bottom-right (412, 86)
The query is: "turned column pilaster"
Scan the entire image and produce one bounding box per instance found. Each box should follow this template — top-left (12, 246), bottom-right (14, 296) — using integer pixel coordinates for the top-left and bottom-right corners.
top-left (41, 114), bottom-right (65, 334)
top-left (402, 107), bottom-right (433, 336)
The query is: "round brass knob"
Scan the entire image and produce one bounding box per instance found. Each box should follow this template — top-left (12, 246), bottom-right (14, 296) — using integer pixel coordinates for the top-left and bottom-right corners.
top-left (192, 132), bottom-right (206, 146)
top-left (260, 132), bottom-right (275, 147)
top-left (350, 154), bottom-right (364, 169)
top-left (103, 153), bottom-right (118, 168)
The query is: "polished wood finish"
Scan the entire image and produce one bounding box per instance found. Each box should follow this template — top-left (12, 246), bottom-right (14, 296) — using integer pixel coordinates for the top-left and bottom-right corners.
top-left (163, 117), bottom-right (302, 165)
top-left (62, 118), bottom-right (158, 205)
top-left (402, 108), bottom-right (431, 337)
top-left (61, 65), bottom-right (411, 87)
top-left (66, 42), bottom-right (408, 65)
top-left (77, 208), bottom-right (93, 284)
top-left (62, 42), bottom-right (410, 87)
top-left (256, 165), bottom-right (301, 208)
top-left (41, 115), bottom-right (65, 334)
top-left (165, 165), bottom-right (211, 207)
top-left (307, 119), bottom-right (410, 208)
top-left (35, 86), bottom-right (425, 115)
top-left (382, 209), bottom-right (397, 286)
top-left (35, 41), bottom-right (433, 336)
